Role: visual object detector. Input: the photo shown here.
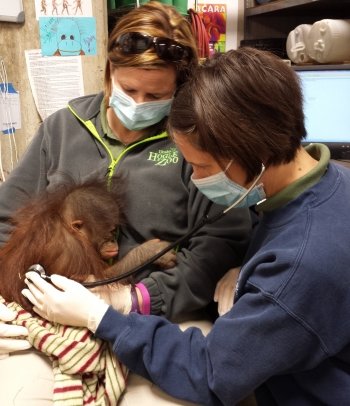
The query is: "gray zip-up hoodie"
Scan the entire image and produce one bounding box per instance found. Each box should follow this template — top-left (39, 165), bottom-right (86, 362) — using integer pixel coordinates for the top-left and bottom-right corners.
top-left (0, 92), bottom-right (252, 319)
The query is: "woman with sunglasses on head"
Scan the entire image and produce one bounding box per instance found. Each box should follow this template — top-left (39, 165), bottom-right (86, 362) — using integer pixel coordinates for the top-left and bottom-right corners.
top-left (0, 1), bottom-right (252, 403)
top-left (24, 47), bottom-right (350, 405)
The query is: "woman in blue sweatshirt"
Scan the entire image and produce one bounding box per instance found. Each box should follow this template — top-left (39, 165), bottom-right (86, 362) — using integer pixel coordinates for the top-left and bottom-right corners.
top-left (24, 47), bottom-right (350, 405)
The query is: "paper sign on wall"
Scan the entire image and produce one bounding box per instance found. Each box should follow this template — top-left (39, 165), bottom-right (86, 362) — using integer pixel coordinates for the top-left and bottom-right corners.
top-left (0, 83), bottom-right (21, 133)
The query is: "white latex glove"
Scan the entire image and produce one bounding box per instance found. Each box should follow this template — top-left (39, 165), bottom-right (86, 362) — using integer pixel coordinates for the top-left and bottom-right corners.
top-left (91, 284), bottom-right (132, 315)
top-left (0, 302), bottom-right (32, 359)
top-left (22, 272), bottom-right (109, 332)
top-left (214, 267), bottom-right (241, 316)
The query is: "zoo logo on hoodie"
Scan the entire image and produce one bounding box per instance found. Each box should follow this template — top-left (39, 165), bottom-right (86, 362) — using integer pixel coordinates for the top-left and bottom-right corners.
top-left (147, 148), bottom-right (179, 166)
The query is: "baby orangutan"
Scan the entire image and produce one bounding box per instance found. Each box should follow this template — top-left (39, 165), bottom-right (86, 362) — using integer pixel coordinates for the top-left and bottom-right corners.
top-left (0, 176), bottom-right (176, 311)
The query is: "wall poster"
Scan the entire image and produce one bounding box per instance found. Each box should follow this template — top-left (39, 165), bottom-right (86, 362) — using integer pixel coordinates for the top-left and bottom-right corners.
top-left (196, 3), bottom-right (227, 55)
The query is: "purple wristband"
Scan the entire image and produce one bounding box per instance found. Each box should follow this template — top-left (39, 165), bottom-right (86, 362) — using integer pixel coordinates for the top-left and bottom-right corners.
top-left (135, 283), bottom-right (150, 315)
top-left (130, 285), bottom-right (141, 313)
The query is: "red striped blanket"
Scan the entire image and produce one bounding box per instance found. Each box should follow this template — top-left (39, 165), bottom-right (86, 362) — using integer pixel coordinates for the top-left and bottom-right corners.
top-left (1, 297), bottom-right (127, 405)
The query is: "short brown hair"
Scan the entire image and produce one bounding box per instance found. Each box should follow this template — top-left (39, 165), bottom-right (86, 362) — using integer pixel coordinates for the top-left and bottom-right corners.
top-left (168, 47), bottom-right (306, 182)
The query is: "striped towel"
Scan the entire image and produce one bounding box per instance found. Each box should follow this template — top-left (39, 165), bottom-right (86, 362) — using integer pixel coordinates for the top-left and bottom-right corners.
top-left (2, 297), bottom-right (127, 405)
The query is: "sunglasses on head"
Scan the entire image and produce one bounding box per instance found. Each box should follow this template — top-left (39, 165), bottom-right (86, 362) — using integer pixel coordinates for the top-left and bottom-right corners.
top-left (115, 32), bottom-right (191, 62)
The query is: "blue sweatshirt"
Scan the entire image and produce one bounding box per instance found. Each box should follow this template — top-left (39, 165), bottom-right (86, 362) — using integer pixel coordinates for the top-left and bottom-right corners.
top-left (96, 146), bottom-right (350, 405)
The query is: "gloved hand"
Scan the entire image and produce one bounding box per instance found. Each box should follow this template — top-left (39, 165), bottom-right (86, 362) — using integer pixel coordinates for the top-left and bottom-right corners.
top-left (91, 283), bottom-right (132, 315)
top-left (22, 272), bottom-right (109, 332)
top-left (214, 267), bottom-right (241, 316)
top-left (0, 302), bottom-right (32, 359)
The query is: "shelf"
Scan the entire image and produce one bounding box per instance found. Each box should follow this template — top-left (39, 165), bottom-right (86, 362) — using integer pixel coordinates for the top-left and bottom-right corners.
top-left (245, 0), bottom-right (350, 18)
top-left (292, 63), bottom-right (350, 71)
top-left (245, 0), bottom-right (325, 17)
top-left (243, 0), bottom-right (350, 41)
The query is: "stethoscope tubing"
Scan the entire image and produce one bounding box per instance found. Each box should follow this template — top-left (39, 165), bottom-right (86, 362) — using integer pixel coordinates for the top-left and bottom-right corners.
top-left (28, 164), bottom-right (265, 288)
top-left (82, 209), bottom-right (224, 288)
top-left (82, 163), bottom-right (265, 288)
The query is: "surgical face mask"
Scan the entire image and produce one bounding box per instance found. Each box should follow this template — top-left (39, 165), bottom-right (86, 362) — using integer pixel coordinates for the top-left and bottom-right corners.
top-left (109, 85), bottom-right (173, 131)
top-left (191, 167), bottom-right (266, 208)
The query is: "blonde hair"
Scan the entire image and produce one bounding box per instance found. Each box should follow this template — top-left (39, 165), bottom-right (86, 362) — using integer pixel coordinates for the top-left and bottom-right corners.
top-left (104, 1), bottom-right (198, 103)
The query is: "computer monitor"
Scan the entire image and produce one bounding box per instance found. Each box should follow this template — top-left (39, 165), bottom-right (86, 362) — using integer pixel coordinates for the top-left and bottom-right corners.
top-left (294, 65), bottom-right (350, 160)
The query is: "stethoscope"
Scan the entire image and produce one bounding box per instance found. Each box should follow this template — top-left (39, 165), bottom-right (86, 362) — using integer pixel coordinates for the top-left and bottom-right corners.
top-left (28, 164), bottom-right (266, 288)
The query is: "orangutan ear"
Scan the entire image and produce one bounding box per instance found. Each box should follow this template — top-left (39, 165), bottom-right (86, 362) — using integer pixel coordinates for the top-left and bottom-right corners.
top-left (71, 219), bottom-right (83, 231)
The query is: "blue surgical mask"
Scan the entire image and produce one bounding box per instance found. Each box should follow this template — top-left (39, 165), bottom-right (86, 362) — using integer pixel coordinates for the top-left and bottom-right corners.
top-left (191, 171), bottom-right (266, 208)
top-left (109, 86), bottom-right (173, 131)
